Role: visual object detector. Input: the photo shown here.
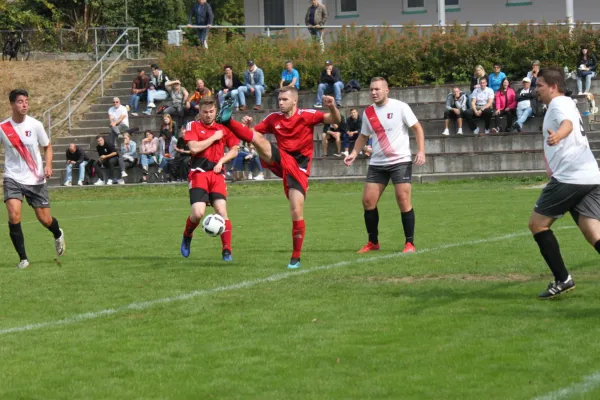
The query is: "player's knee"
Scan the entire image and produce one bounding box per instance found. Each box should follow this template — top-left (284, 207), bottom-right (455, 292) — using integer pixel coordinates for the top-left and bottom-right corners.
top-left (362, 197), bottom-right (377, 210)
top-left (528, 218), bottom-right (546, 234)
top-left (7, 210), bottom-right (21, 224)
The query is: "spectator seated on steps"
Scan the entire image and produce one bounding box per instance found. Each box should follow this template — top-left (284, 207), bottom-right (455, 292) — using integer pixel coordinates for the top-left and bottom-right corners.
top-left (128, 68), bottom-right (149, 116)
top-left (493, 77), bottom-right (517, 133)
top-left (158, 131), bottom-right (178, 181)
top-left (279, 60), bottom-right (300, 91)
top-left (238, 60), bottom-right (266, 111)
top-left (139, 130), bottom-right (160, 183)
top-left (322, 116), bottom-right (345, 157)
top-left (513, 77), bottom-right (537, 132)
top-left (64, 143), bottom-right (89, 186)
top-left (343, 108), bottom-right (363, 156)
top-left (185, 79), bottom-right (212, 115)
top-left (526, 60), bottom-right (540, 88)
top-left (314, 60), bottom-right (343, 108)
top-left (469, 65), bottom-right (488, 99)
top-left (169, 128), bottom-right (191, 182)
top-left (218, 65), bottom-right (243, 110)
top-left (120, 133), bottom-right (138, 169)
top-left (93, 135), bottom-right (127, 185)
top-left (164, 79), bottom-right (189, 126)
top-left (488, 62), bottom-right (507, 94)
top-left (576, 45), bottom-right (598, 95)
top-left (143, 64), bottom-right (170, 115)
top-left (108, 97), bottom-right (129, 147)
top-left (442, 87), bottom-right (467, 135)
top-left (160, 114), bottom-right (178, 140)
top-left (231, 141), bottom-right (264, 181)
top-left (463, 77), bottom-right (494, 135)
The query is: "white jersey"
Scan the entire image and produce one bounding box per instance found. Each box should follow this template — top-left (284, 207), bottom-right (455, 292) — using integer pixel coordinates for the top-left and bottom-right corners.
top-left (0, 116), bottom-right (50, 185)
top-left (543, 96), bottom-right (600, 184)
top-left (361, 98), bottom-right (418, 166)
top-left (108, 105), bottom-right (129, 127)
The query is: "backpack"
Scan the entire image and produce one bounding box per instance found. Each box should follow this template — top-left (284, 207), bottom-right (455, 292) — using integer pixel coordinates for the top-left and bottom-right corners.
top-left (344, 79), bottom-right (361, 93)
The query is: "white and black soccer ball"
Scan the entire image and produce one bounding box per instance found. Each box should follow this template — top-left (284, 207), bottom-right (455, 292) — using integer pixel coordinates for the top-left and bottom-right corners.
top-left (202, 214), bottom-right (226, 237)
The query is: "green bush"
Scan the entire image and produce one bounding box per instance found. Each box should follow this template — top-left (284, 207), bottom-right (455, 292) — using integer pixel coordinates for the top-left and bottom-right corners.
top-left (161, 22), bottom-right (600, 93)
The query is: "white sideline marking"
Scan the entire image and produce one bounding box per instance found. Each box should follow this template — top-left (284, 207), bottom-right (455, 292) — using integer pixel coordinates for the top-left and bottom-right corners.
top-left (0, 227), bottom-right (575, 336)
top-left (532, 371), bottom-right (600, 400)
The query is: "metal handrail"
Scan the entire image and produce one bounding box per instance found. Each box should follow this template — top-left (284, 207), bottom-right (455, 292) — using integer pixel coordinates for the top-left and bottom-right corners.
top-left (42, 27), bottom-right (140, 137)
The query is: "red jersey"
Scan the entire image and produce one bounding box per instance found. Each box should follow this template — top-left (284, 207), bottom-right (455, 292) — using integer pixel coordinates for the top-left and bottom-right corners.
top-left (184, 120), bottom-right (240, 172)
top-left (254, 109), bottom-right (325, 157)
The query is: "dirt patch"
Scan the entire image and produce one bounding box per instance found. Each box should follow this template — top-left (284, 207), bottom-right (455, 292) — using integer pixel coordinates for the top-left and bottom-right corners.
top-left (364, 273), bottom-right (540, 284)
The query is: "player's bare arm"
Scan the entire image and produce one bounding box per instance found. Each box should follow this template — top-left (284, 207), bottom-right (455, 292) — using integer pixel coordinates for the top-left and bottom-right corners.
top-left (344, 134), bottom-right (369, 166)
top-left (410, 122), bottom-right (426, 166)
top-left (214, 145), bottom-right (239, 173)
top-left (546, 120), bottom-right (574, 146)
top-left (43, 144), bottom-right (53, 178)
top-left (322, 95), bottom-right (341, 125)
top-left (188, 130), bottom-right (224, 155)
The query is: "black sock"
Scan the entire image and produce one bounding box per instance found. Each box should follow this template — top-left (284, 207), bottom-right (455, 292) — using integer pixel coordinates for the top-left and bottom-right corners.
top-left (364, 208), bottom-right (379, 245)
top-left (594, 240), bottom-right (600, 254)
top-left (533, 230), bottom-right (569, 282)
top-left (47, 217), bottom-right (62, 239)
top-left (9, 222), bottom-right (28, 260)
top-left (401, 208), bottom-right (415, 244)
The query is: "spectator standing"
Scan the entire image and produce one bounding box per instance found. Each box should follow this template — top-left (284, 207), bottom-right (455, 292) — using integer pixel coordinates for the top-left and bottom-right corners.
top-left (186, 79), bottom-right (212, 115)
top-left (108, 97), bottom-right (129, 147)
top-left (463, 77), bottom-right (494, 135)
top-left (218, 65), bottom-right (243, 110)
top-left (493, 78), bottom-right (517, 132)
top-left (513, 77), bottom-right (537, 132)
top-left (489, 63), bottom-right (507, 93)
top-left (280, 61), bottom-right (300, 90)
top-left (94, 135), bottom-right (127, 185)
top-left (527, 60), bottom-right (540, 88)
top-left (64, 143), bottom-right (88, 186)
top-left (144, 64), bottom-right (170, 115)
top-left (442, 87), bottom-right (467, 135)
top-left (315, 60), bottom-right (344, 108)
top-left (187, 0), bottom-right (213, 49)
top-left (576, 46), bottom-right (598, 95)
top-left (305, 0), bottom-right (327, 44)
top-left (238, 60), bottom-right (266, 111)
top-left (128, 69), bottom-right (149, 116)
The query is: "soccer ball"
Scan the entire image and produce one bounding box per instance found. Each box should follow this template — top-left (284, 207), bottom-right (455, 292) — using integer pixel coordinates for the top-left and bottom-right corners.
top-left (202, 214), bottom-right (226, 237)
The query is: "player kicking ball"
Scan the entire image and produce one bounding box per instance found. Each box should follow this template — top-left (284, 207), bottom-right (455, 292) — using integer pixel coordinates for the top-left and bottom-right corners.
top-left (1, 89), bottom-right (65, 269)
top-left (218, 88), bottom-right (341, 269)
top-left (180, 98), bottom-right (240, 261)
top-left (344, 77), bottom-right (426, 254)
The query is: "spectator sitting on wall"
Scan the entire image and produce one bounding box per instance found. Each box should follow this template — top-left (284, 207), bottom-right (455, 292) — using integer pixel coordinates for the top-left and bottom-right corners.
top-left (238, 60), bottom-right (266, 111)
top-left (128, 69), bottom-right (149, 117)
top-left (144, 64), bottom-right (170, 115)
top-left (526, 60), bottom-right (540, 88)
top-left (185, 79), bottom-right (212, 115)
top-left (315, 60), bottom-right (344, 108)
top-left (108, 97), bottom-right (129, 147)
top-left (493, 77), bottom-right (517, 132)
top-left (94, 135), bottom-right (127, 185)
top-left (470, 65), bottom-right (488, 93)
top-left (489, 62), bottom-right (507, 93)
top-left (158, 131), bottom-right (178, 181)
top-left (513, 77), bottom-right (537, 132)
top-left (577, 45), bottom-right (598, 95)
top-left (218, 65), bottom-right (243, 110)
top-left (343, 108), bottom-right (365, 156)
top-left (160, 114), bottom-right (178, 140)
top-left (442, 87), bottom-right (467, 136)
top-left (322, 116), bottom-right (345, 157)
top-left (463, 77), bottom-right (494, 135)
top-left (120, 133), bottom-right (138, 169)
top-left (164, 79), bottom-right (189, 125)
top-left (170, 127), bottom-right (191, 181)
top-left (280, 60), bottom-right (300, 90)
top-left (64, 143), bottom-right (88, 186)
top-left (139, 130), bottom-right (159, 183)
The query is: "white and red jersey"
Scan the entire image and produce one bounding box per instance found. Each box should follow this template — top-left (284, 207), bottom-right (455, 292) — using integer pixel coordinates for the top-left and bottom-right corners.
top-left (361, 99), bottom-right (419, 166)
top-left (0, 116), bottom-right (49, 185)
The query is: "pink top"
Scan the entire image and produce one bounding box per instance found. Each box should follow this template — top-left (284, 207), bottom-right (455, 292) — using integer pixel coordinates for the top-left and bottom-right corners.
top-left (495, 88), bottom-right (517, 110)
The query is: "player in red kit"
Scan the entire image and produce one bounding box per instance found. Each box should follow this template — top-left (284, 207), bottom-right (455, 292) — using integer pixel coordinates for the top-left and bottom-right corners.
top-left (218, 87), bottom-right (340, 269)
top-left (181, 98), bottom-right (240, 261)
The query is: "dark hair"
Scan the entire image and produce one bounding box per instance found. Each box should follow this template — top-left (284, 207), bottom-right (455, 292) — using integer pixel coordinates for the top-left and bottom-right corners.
top-left (9, 89), bottom-right (28, 103)
top-left (580, 46), bottom-right (590, 59)
top-left (145, 130), bottom-right (154, 137)
top-left (493, 62), bottom-right (502, 68)
top-left (199, 97), bottom-right (217, 109)
top-left (479, 76), bottom-right (488, 84)
top-left (538, 67), bottom-right (566, 93)
top-left (95, 134), bottom-right (104, 140)
top-left (223, 64), bottom-right (233, 70)
top-left (137, 69), bottom-right (144, 73)
top-left (285, 60), bottom-right (293, 65)
top-left (350, 108), bottom-right (357, 112)
top-left (499, 77), bottom-right (510, 92)
top-left (151, 64), bottom-right (159, 70)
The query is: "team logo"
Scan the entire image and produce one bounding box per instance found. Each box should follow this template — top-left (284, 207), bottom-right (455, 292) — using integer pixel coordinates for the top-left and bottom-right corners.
top-left (275, 124), bottom-right (281, 129)
top-left (25, 130), bottom-right (32, 137)
top-left (387, 113), bottom-right (394, 119)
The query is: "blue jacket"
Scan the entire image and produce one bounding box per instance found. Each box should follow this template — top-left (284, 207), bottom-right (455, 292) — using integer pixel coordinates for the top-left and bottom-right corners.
top-left (188, 2), bottom-right (214, 26)
top-left (489, 71), bottom-right (507, 93)
top-left (244, 67), bottom-right (265, 88)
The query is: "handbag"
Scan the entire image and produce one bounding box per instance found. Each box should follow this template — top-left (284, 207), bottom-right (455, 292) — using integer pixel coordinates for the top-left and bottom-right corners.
top-left (578, 69), bottom-right (593, 78)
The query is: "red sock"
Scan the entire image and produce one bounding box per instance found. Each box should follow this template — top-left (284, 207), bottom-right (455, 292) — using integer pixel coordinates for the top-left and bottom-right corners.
top-left (184, 216), bottom-right (199, 238)
top-left (292, 219), bottom-right (306, 259)
top-left (228, 119), bottom-right (255, 143)
top-left (221, 219), bottom-right (232, 252)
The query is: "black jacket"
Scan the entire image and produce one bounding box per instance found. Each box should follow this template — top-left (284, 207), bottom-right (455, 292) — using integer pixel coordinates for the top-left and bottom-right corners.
top-left (97, 142), bottom-right (118, 158)
top-left (320, 68), bottom-right (342, 85)
top-left (346, 115), bottom-right (362, 133)
top-left (470, 74), bottom-right (489, 93)
top-left (188, 2), bottom-right (214, 25)
top-left (65, 146), bottom-right (88, 163)
top-left (516, 87), bottom-right (538, 116)
top-left (220, 73), bottom-right (243, 90)
top-left (578, 53), bottom-right (598, 72)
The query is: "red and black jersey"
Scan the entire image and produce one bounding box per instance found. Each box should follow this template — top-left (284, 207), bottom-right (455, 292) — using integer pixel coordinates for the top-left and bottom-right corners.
top-left (184, 120), bottom-right (240, 172)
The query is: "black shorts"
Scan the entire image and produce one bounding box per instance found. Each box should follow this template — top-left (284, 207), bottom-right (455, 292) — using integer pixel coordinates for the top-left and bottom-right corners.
top-left (366, 162), bottom-right (413, 185)
top-left (3, 178), bottom-right (50, 208)
top-left (534, 177), bottom-right (600, 222)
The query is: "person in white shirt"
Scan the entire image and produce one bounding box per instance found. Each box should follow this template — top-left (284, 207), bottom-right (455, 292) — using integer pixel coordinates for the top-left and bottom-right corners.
top-left (463, 77), bottom-right (494, 135)
top-left (108, 97), bottom-right (129, 147)
top-left (529, 67), bottom-right (600, 299)
top-left (344, 77), bottom-right (426, 254)
top-left (0, 89), bottom-right (66, 269)
top-left (513, 77), bottom-right (537, 132)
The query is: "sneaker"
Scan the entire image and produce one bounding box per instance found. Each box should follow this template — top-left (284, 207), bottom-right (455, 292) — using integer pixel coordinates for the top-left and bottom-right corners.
top-left (106, 179), bottom-right (113, 185)
top-left (457, 128), bottom-right (463, 135)
top-left (578, 92), bottom-right (584, 95)
top-left (336, 102), bottom-right (342, 108)
top-left (64, 181), bottom-right (72, 186)
top-left (147, 102), bottom-right (156, 108)
top-left (117, 179), bottom-right (125, 185)
top-left (484, 129), bottom-right (490, 134)
top-left (403, 242), bottom-right (416, 253)
top-left (77, 180), bottom-right (83, 186)
top-left (342, 150), bottom-right (349, 157)
top-left (94, 180), bottom-right (105, 186)
top-left (126, 105), bottom-right (130, 111)
top-left (313, 103), bottom-right (323, 108)
top-left (180, 235), bottom-right (192, 258)
top-left (55, 228), bottom-right (66, 256)
top-left (538, 276), bottom-right (576, 299)
top-left (357, 242), bottom-right (380, 254)
top-left (131, 112), bottom-right (139, 117)
top-left (441, 128), bottom-right (450, 136)
top-left (121, 171), bottom-right (128, 178)
top-left (247, 173), bottom-right (253, 180)
top-left (222, 249), bottom-right (233, 262)
top-left (473, 127), bottom-right (480, 135)
top-left (287, 259), bottom-right (301, 269)
top-left (216, 94), bottom-right (235, 124)
top-left (17, 259), bottom-right (29, 269)
top-left (142, 110), bottom-right (152, 116)
top-left (515, 123), bottom-right (522, 132)
top-left (253, 105), bottom-right (261, 110)
top-left (254, 174), bottom-right (265, 181)
top-left (491, 127), bottom-right (499, 133)
top-left (239, 105), bottom-right (246, 111)
top-left (333, 153), bottom-right (342, 157)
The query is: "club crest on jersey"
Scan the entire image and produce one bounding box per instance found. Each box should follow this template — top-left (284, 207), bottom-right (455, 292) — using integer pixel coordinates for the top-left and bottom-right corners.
top-left (387, 113), bottom-right (394, 119)
top-left (24, 130), bottom-right (32, 137)
top-left (275, 124), bottom-right (281, 129)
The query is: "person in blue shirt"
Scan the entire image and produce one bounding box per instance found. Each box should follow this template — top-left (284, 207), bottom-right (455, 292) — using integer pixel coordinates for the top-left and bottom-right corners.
top-left (488, 62), bottom-right (507, 93)
top-left (187, 0), bottom-right (214, 49)
top-left (280, 61), bottom-right (300, 90)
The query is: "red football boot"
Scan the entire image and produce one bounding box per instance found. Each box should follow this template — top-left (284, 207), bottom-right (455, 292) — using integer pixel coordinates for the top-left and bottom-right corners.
top-left (357, 242), bottom-right (380, 254)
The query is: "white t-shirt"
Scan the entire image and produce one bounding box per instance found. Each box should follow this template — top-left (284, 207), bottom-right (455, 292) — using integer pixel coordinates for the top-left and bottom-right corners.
top-left (108, 105), bottom-right (129, 127)
top-left (361, 99), bottom-right (419, 166)
top-left (0, 116), bottom-right (50, 185)
top-left (472, 87), bottom-right (494, 108)
top-left (543, 95), bottom-right (600, 184)
top-left (517, 88), bottom-right (532, 110)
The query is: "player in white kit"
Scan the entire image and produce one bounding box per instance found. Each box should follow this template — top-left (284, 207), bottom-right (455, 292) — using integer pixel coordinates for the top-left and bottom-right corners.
top-left (344, 77), bottom-right (426, 254)
top-left (0, 89), bottom-right (66, 269)
top-left (529, 67), bottom-right (600, 299)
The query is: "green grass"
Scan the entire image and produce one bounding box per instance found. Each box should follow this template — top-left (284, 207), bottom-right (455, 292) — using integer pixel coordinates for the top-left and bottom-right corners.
top-left (1, 180), bottom-right (600, 399)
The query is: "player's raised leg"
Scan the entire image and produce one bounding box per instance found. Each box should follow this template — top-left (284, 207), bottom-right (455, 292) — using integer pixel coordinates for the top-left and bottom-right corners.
top-left (358, 182), bottom-right (386, 253)
top-left (394, 182), bottom-right (416, 253)
top-left (6, 198), bottom-right (29, 268)
top-left (213, 198), bottom-right (233, 261)
top-left (287, 187), bottom-right (306, 269)
top-left (181, 196), bottom-right (207, 258)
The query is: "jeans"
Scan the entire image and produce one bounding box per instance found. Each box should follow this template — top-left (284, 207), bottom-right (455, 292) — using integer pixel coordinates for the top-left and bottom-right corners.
top-left (146, 89), bottom-right (168, 110)
top-left (218, 89), bottom-right (240, 108)
top-left (577, 71), bottom-right (596, 93)
top-left (110, 123), bottom-right (128, 147)
top-left (65, 161), bottom-right (87, 183)
top-left (233, 152), bottom-right (263, 173)
top-left (164, 105), bottom-right (184, 125)
top-left (308, 28), bottom-right (323, 42)
top-left (316, 82), bottom-right (344, 104)
top-left (342, 133), bottom-right (358, 150)
top-left (128, 92), bottom-right (147, 112)
top-left (140, 154), bottom-right (158, 169)
top-left (237, 85), bottom-right (265, 107)
top-left (196, 28), bottom-right (209, 47)
top-left (516, 107), bottom-right (533, 128)
top-left (159, 156), bottom-right (172, 171)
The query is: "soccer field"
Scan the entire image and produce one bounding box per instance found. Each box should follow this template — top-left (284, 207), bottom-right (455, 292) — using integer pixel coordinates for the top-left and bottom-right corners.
top-left (2, 180), bottom-right (600, 399)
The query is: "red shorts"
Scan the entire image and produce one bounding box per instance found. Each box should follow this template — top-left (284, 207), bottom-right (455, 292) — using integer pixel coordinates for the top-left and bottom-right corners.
top-left (260, 143), bottom-right (310, 198)
top-left (188, 171), bottom-right (227, 205)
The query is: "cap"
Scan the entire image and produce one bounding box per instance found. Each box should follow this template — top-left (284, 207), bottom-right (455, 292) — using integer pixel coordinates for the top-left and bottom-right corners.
top-left (247, 60), bottom-right (255, 67)
top-left (325, 60), bottom-right (333, 65)
top-left (522, 77), bottom-right (531, 83)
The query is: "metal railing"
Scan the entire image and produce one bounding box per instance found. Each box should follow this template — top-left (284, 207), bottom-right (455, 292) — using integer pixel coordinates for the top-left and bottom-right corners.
top-left (41, 27), bottom-right (140, 137)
